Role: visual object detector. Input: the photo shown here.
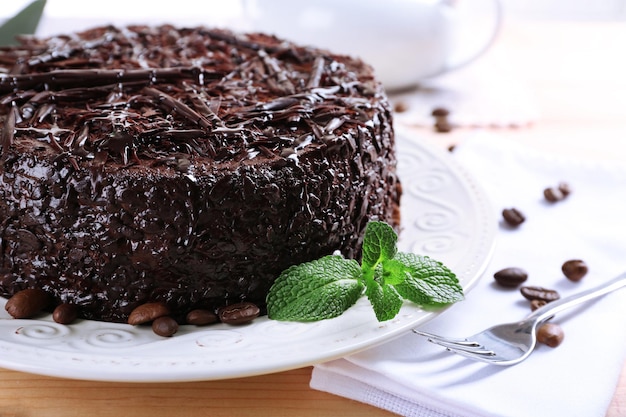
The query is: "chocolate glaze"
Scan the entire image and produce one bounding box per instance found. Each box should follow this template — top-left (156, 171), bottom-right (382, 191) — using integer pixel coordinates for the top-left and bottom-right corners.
top-left (0, 25), bottom-right (401, 323)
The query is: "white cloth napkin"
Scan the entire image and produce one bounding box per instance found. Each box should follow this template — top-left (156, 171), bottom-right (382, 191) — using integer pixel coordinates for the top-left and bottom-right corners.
top-left (311, 133), bottom-right (626, 417)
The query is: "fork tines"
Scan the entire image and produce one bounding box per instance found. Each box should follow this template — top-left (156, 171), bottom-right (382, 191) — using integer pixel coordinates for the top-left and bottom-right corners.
top-left (412, 329), bottom-right (497, 357)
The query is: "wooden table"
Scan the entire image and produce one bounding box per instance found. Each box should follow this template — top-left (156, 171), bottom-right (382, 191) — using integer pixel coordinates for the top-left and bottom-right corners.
top-left (1, 20), bottom-right (625, 417)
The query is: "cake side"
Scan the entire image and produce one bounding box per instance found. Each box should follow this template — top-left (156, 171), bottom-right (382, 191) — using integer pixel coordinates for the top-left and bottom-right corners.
top-left (0, 25), bottom-right (400, 323)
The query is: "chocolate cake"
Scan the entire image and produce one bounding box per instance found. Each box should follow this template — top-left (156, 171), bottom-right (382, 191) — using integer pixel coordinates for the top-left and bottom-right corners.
top-left (0, 25), bottom-right (401, 323)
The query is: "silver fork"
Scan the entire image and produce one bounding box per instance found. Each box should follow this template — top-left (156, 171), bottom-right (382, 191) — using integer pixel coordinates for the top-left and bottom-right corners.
top-left (414, 271), bottom-right (626, 365)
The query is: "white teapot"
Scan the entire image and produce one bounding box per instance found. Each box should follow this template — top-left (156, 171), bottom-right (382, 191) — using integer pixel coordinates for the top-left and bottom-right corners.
top-left (243, 0), bottom-right (501, 91)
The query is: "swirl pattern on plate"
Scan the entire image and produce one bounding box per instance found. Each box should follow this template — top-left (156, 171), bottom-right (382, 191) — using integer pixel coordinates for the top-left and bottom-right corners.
top-left (0, 130), bottom-right (496, 381)
top-left (13, 322), bottom-right (71, 342)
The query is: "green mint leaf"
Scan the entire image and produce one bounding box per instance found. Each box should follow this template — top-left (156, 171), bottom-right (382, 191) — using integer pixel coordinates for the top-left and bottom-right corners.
top-left (361, 221), bottom-right (398, 272)
top-left (266, 255), bottom-right (364, 321)
top-left (0, 0), bottom-right (47, 47)
top-left (392, 252), bottom-right (464, 306)
top-left (365, 277), bottom-right (404, 321)
top-left (265, 220), bottom-right (464, 325)
top-left (382, 258), bottom-right (408, 286)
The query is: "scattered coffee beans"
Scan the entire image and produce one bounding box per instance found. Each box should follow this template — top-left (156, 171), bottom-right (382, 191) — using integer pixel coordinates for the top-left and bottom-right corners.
top-left (530, 299), bottom-right (548, 311)
top-left (520, 286), bottom-right (560, 302)
top-left (502, 208), bottom-right (525, 227)
top-left (128, 302), bottom-right (170, 325)
top-left (493, 267), bottom-right (528, 288)
top-left (5, 288), bottom-right (50, 319)
top-left (218, 302), bottom-right (260, 325)
top-left (536, 322), bottom-right (564, 348)
top-left (562, 259), bottom-right (588, 282)
top-left (435, 119), bottom-right (453, 133)
top-left (543, 187), bottom-right (564, 202)
top-left (393, 101), bottom-right (409, 113)
top-left (431, 107), bottom-right (450, 118)
top-left (431, 107), bottom-right (453, 133)
top-left (52, 303), bottom-right (78, 324)
top-left (152, 316), bottom-right (179, 337)
top-left (495, 184), bottom-right (578, 351)
top-left (186, 309), bottom-right (218, 326)
top-left (544, 181), bottom-right (572, 202)
top-left (558, 182), bottom-right (572, 197)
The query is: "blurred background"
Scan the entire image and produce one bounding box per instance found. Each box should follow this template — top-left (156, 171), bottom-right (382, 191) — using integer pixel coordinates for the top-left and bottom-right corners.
top-left (3, 0), bottom-right (626, 29)
top-left (494, 0), bottom-right (626, 19)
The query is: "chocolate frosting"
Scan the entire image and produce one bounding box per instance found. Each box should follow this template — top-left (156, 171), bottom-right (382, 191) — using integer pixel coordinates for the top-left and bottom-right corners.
top-left (0, 25), bottom-right (400, 322)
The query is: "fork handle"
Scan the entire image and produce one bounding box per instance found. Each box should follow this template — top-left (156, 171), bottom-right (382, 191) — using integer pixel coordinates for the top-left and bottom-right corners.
top-left (527, 271), bottom-right (626, 323)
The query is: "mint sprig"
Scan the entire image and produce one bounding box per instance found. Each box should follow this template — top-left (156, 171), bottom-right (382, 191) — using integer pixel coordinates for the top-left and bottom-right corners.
top-left (266, 221), bottom-right (464, 322)
top-left (266, 256), bottom-right (364, 321)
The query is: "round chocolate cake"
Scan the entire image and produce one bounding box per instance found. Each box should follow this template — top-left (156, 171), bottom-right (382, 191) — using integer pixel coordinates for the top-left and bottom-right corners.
top-left (0, 25), bottom-right (401, 323)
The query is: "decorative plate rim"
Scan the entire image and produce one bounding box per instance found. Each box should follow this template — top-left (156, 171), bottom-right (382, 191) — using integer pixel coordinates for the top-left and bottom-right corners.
top-left (0, 127), bottom-right (496, 382)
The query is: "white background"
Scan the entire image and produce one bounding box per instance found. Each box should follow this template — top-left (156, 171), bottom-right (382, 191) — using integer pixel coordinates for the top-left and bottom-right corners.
top-left (3, 0), bottom-right (626, 23)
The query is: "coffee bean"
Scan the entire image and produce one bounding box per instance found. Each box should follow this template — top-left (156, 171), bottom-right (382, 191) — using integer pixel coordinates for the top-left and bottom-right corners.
top-left (431, 107), bottom-right (450, 117)
top-left (186, 309), bottom-right (218, 326)
top-left (493, 267), bottom-right (528, 288)
top-left (393, 101), bottom-right (409, 113)
top-left (218, 302), bottom-right (260, 325)
top-left (152, 316), bottom-right (178, 337)
top-left (562, 259), bottom-right (588, 282)
top-left (536, 322), bottom-right (564, 347)
top-left (434, 119), bottom-right (453, 133)
top-left (520, 286), bottom-right (560, 302)
top-left (431, 107), bottom-right (453, 133)
top-left (5, 288), bottom-right (50, 319)
top-left (530, 299), bottom-right (548, 311)
top-left (52, 303), bottom-right (78, 324)
top-left (543, 187), bottom-right (564, 202)
top-left (502, 208), bottom-right (525, 227)
top-left (558, 182), bottom-right (572, 197)
top-left (128, 302), bottom-right (170, 325)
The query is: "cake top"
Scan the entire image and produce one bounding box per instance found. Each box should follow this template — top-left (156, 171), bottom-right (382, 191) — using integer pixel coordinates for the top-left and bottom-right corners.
top-left (0, 25), bottom-right (386, 170)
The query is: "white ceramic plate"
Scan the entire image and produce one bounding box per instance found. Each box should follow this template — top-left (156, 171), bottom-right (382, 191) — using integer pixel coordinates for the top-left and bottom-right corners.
top-left (0, 128), bottom-right (496, 382)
